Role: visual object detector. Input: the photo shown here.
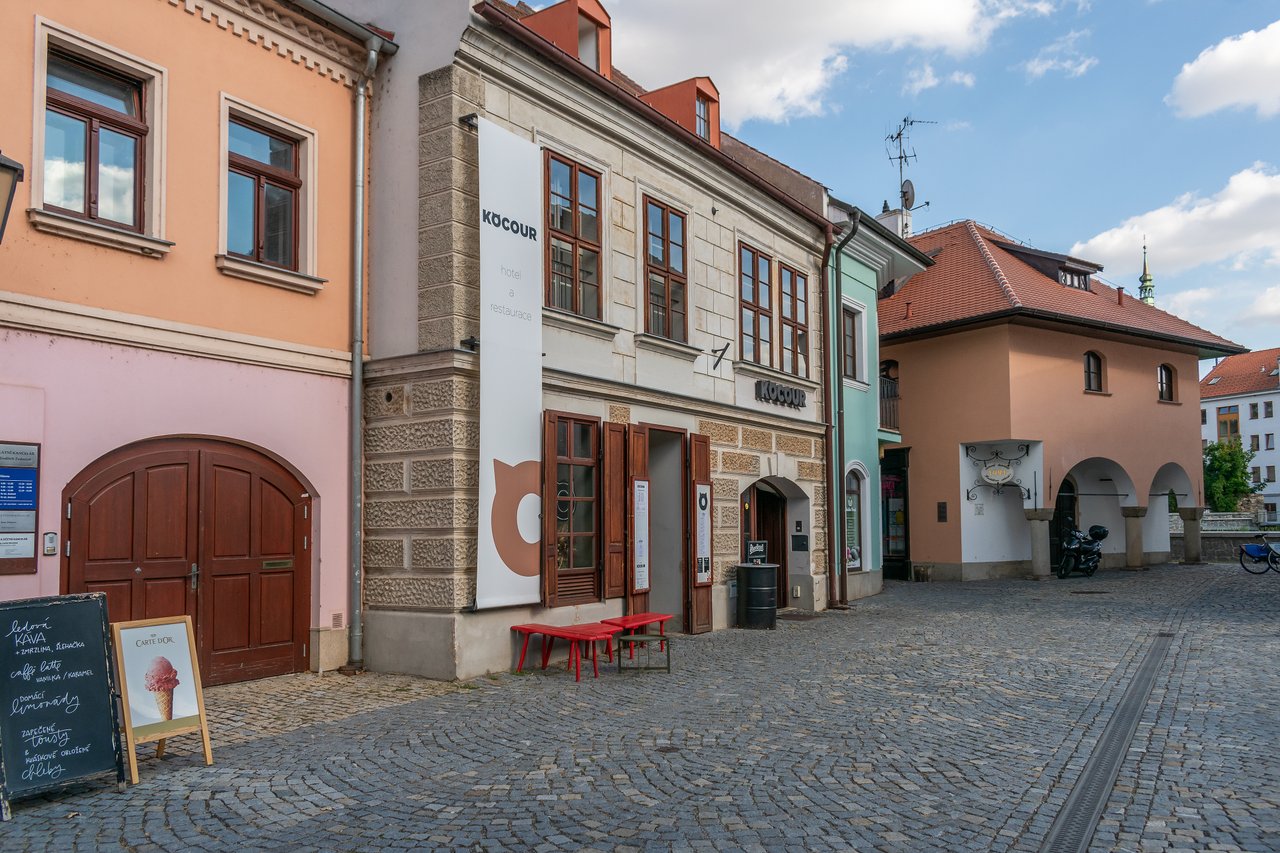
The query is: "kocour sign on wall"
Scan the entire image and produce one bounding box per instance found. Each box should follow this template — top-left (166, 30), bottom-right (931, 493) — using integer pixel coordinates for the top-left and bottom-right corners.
top-left (476, 119), bottom-right (544, 609)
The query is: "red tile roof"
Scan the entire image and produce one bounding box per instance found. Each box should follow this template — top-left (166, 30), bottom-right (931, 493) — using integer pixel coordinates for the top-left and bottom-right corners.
top-left (879, 220), bottom-right (1245, 357)
top-left (1201, 347), bottom-right (1280, 398)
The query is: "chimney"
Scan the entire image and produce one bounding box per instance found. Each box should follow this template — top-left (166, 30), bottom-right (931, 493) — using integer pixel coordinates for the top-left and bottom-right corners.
top-left (876, 205), bottom-right (911, 240)
top-left (905, 301), bottom-right (913, 319)
top-left (1116, 286), bottom-right (1124, 305)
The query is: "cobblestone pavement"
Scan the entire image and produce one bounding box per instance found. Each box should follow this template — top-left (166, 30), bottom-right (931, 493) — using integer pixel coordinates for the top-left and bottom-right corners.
top-left (6, 563), bottom-right (1278, 852)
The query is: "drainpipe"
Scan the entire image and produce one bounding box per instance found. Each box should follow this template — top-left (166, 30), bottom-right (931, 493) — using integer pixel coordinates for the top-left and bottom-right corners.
top-left (817, 222), bottom-right (836, 610)
top-left (345, 43), bottom-right (381, 672)
top-left (830, 211), bottom-right (862, 606)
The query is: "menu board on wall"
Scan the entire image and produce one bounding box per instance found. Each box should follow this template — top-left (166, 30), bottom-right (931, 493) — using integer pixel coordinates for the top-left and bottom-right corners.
top-left (0, 442), bottom-right (39, 574)
top-left (632, 479), bottom-right (650, 593)
top-left (694, 483), bottom-right (712, 585)
top-left (0, 594), bottom-right (124, 820)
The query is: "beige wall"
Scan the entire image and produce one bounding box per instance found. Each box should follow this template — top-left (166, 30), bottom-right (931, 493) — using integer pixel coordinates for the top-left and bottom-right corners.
top-left (2, 0), bottom-right (365, 353)
top-left (886, 321), bottom-right (1203, 567)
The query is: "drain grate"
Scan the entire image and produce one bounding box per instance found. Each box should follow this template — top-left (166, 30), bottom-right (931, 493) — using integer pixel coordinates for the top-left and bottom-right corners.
top-left (1039, 632), bottom-right (1174, 853)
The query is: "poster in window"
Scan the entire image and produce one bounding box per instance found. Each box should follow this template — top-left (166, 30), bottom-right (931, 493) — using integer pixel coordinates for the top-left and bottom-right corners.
top-left (633, 479), bottom-right (649, 593)
top-left (695, 483), bottom-right (712, 585)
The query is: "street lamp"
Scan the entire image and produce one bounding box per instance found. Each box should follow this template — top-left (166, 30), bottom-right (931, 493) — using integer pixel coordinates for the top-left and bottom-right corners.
top-left (0, 151), bottom-right (26, 245)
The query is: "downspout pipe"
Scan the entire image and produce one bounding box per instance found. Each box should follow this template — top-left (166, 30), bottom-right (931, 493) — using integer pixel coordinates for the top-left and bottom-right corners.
top-left (830, 211), bottom-right (862, 606)
top-left (817, 222), bottom-right (836, 610)
top-left (345, 42), bottom-right (382, 672)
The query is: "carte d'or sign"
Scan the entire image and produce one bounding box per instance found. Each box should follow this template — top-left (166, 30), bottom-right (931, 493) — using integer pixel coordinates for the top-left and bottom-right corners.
top-left (981, 463), bottom-right (1015, 485)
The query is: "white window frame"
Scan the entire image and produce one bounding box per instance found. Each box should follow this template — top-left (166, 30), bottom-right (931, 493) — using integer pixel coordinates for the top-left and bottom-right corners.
top-left (841, 296), bottom-right (869, 387)
top-left (30, 17), bottom-right (171, 257)
top-left (215, 93), bottom-right (324, 294)
top-left (843, 461), bottom-right (872, 573)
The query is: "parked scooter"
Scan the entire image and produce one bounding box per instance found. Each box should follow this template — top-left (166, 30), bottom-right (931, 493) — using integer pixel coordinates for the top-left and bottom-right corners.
top-left (1057, 524), bottom-right (1109, 578)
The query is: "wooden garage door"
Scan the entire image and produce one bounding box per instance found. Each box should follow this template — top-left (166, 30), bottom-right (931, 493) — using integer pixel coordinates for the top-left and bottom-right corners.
top-left (64, 439), bottom-right (311, 685)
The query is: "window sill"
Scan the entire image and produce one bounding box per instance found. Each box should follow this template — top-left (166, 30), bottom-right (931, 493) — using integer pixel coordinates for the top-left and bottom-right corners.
top-left (28, 208), bottom-right (173, 258)
top-left (734, 360), bottom-right (820, 392)
top-left (542, 307), bottom-right (620, 341)
top-left (842, 378), bottom-right (871, 392)
top-left (635, 332), bottom-right (701, 362)
top-left (1083, 389), bottom-right (1111, 397)
top-left (216, 255), bottom-right (326, 295)
top-left (1157, 399), bottom-right (1181, 405)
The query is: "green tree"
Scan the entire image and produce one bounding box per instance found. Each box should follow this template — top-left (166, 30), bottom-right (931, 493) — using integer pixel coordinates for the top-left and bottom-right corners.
top-left (1203, 441), bottom-right (1262, 512)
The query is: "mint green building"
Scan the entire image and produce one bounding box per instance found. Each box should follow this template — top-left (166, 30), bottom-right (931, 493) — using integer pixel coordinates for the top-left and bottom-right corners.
top-left (825, 201), bottom-right (931, 601)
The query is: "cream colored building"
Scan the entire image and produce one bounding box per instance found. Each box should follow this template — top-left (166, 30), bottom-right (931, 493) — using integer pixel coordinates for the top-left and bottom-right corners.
top-left (338, 0), bottom-right (835, 679)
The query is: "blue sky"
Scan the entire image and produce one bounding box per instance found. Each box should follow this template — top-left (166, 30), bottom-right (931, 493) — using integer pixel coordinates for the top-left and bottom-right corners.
top-left (606, 1), bottom-right (1280, 354)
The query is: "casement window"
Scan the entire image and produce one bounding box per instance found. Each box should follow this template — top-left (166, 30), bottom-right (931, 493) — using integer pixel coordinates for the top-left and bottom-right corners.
top-left (1266, 401), bottom-right (1274, 418)
top-left (1217, 405), bottom-right (1239, 442)
top-left (43, 52), bottom-right (146, 230)
top-left (1157, 364), bottom-right (1175, 402)
top-left (1266, 433), bottom-right (1275, 451)
top-left (1201, 409), bottom-right (1207, 425)
top-left (546, 153), bottom-right (601, 319)
top-left (1267, 465), bottom-right (1276, 483)
top-left (643, 197), bottom-right (687, 342)
top-left (779, 264), bottom-right (809, 377)
top-left (739, 243), bottom-right (773, 367)
top-left (216, 96), bottom-right (320, 293)
top-left (543, 413), bottom-right (601, 607)
top-left (1251, 435), bottom-right (1261, 452)
top-left (695, 95), bottom-right (710, 141)
top-left (1252, 467), bottom-right (1262, 484)
top-left (31, 23), bottom-right (169, 256)
top-left (226, 119), bottom-right (299, 270)
top-left (841, 309), bottom-right (858, 380)
top-left (1084, 351), bottom-right (1104, 392)
top-left (1250, 403), bottom-right (1259, 419)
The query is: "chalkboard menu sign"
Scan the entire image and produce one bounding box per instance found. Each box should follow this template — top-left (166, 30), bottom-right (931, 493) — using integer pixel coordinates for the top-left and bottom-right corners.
top-left (0, 594), bottom-right (124, 820)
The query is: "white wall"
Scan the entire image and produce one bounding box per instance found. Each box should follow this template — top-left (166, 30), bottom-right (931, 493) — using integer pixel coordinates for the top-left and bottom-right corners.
top-left (958, 441), bottom-right (1042, 564)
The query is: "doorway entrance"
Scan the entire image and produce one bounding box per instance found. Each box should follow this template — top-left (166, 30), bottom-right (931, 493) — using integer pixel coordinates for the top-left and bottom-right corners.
top-left (1050, 478), bottom-right (1078, 568)
top-left (646, 429), bottom-right (686, 626)
top-left (881, 448), bottom-right (910, 580)
top-left (62, 438), bottom-right (312, 685)
top-left (742, 481), bottom-right (789, 606)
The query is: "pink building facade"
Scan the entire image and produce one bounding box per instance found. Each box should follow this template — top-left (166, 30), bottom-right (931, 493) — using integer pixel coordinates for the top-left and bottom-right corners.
top-left (0, 0), bottom-right (392, 683)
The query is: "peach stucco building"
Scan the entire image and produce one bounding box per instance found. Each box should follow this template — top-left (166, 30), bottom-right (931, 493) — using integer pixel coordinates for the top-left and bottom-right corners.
top-left (878, 221), bottom-right (1244, 581)
top-left (0, 0), bottom-right (393, 683)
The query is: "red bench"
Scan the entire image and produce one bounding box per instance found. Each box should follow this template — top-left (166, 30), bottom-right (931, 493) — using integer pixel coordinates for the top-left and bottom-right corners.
top-left (602, 612), bottom-right (673, 657)
top-left (511, 622), bottom-right (624, 681)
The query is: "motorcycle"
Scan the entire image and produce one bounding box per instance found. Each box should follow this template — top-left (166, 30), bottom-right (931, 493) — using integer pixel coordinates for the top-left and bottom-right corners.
top-left (1057, 524), bottom-right (1108, 578)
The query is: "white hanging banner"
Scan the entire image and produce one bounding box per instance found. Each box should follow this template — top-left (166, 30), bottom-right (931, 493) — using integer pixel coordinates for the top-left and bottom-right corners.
top-left (633, 479), bottom-right (650, 593)
top-left (476, 118), bottom-right (544, 609)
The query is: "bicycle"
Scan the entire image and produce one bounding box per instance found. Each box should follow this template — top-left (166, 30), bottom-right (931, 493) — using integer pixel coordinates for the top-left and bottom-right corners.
top-left (1239, 533), bottom-right (1280, 574)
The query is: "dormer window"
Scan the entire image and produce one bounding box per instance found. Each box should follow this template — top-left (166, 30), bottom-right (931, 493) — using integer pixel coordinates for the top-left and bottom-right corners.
top-left (577, 14), bottom-right (599, 72)
top-left (1059, 269), bottom-right (1089, 289)
top-left (695, 95), bottom-right (710, 141)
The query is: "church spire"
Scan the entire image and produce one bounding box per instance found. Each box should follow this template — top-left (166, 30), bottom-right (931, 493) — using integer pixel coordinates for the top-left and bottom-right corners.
top-left (1138, 240), bottom-right (1155, 306)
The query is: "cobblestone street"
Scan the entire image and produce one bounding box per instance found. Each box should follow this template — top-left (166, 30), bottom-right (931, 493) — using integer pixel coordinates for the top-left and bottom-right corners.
top-left (6, 562), bottom-right (1278, 852)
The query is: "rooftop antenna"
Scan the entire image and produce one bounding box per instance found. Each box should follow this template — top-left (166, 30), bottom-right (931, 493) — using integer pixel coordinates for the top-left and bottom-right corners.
top-left (885, 115), bottom-right (934, 232)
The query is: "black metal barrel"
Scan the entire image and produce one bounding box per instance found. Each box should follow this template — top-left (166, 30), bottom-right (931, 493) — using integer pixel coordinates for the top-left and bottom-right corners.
top-left (737, 563), bottom-right (778, 629)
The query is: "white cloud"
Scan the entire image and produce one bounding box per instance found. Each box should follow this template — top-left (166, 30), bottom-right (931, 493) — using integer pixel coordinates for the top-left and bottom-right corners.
top-left (904, 64), bottom-right (940, 96)
top-left (949, 71), bottom-right (977, 87)
top-left (606, 0), bottom-right (1054, 127)
top-left (1162, 287), bottom-right (1215, 323)
top-left (1167, 19), bottom-right (1280, 119)
top-left (1245, 285), bottom-right (1280, 323)
top-left (1071, 163), bottom-right (1280, 276)
top-left (1023, 30), bottom-right (1098, 79)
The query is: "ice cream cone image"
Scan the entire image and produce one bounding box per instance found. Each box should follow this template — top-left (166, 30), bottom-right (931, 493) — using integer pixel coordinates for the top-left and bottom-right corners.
top-left (153, 689), bottom-right (174, 721)
top-left (144, 656), bottom-right (181, 721)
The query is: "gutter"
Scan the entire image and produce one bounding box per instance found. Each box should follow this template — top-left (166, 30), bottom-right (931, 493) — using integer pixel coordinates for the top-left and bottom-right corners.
top-left (829, 212), bottom-right (861, 606)
top-left (289, 0), bottom-right (399, 55)
top-left (474, 2), bottom-right (830, 235)
top-left (817, 221), bottom-right (837, 610)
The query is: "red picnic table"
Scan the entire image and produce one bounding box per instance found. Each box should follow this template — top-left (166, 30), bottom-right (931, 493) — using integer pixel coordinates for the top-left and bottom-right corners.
top-left (511, 621), bottom-right (624, 681)
top-left (602, 612), bottom-right (673, 658)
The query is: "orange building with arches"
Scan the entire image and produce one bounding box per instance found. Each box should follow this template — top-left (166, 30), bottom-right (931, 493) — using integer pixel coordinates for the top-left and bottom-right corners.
top-left (878, 220), bottom-right (1244, 580)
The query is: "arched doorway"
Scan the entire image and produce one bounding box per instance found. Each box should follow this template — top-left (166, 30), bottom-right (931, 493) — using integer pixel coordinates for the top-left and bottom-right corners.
top-left (1050, 478), bottom-right (1077, 568)
top-left (62, 437), bottom-right (312, 685)
top-left (740, 477), bottom-right (811, 608)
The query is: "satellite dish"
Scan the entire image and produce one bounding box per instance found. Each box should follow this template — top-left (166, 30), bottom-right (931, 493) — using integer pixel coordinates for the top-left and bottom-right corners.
top-left (901, 178), bottom-right (916, 210)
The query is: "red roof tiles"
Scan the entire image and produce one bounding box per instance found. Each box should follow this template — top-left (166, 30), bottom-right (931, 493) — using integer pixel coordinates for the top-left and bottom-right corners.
top-left (1201, 347), bottom-right (1280, 398)
top-left (879, 220), bottom-right (1245, 357)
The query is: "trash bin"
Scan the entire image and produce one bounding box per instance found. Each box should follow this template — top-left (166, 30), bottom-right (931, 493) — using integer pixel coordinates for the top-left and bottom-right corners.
top-left (737, 562), bottom-right (778, 629)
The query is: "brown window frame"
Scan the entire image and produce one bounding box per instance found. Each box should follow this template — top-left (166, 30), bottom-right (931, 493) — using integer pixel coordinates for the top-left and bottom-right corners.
top-left (1157, 363), bottom-right (1175, 402)
top-left (695, 95), bottom-right (710, 140)
top-left (544, 152), bottom-right (602, 319)
top-left (1249, 402), bottom-right (1259, 419)
top-left (227, 117), bottom-right (302, 271)
top-left (779, 264), bottom-right (809, 378)
top-left (43, 51), bottom-right (147, 232)
top-left (1084, 351), bottom-right (1104, 392)
top-left (1251, 434), bottom-right (1261, 452)
top-left (642, 196), bottom-right (688, 343)
top-left (739, 242), bottom-right (773, 368)
top-left (1266, 401), bottom-right (1274, 418)
top-left (1217, 405), bottom-right (1240, 442)
top-left (543, 411), bottom-right (602, 607)
top-left (841, 308), bottom-right (858, 380)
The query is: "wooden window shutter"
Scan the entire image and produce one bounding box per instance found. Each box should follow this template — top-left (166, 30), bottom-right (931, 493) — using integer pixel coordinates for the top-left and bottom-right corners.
top-left (541, 410), bottom-right (558, 607)
top-left (602, 422), bottom-right (627, 599)
top-left (688, 433), bottom-right (713, 633)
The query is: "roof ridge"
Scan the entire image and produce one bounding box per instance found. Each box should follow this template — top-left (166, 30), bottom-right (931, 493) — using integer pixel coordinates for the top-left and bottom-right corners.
top-left (966, 220), bottom-right (1022, 309)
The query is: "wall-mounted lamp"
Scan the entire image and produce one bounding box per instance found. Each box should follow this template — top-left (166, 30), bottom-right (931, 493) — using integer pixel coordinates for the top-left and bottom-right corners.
top-left (0, 151), bottom-right (25, 245)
